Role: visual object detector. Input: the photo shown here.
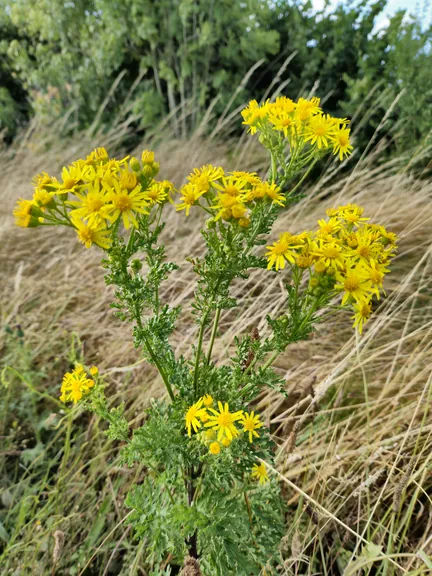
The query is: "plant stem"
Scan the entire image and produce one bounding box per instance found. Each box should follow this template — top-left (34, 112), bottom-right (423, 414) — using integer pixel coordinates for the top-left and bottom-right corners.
top-left (206, 307), bottom-right (221, 364)
top-left (193, 311), bottom-right (209, 398)
top-left (270, 152), bottom-right (277, 183)
top-left (286, 159), bottom-right (317, 199)
top-left (135, 304), bottom-right (175, 401)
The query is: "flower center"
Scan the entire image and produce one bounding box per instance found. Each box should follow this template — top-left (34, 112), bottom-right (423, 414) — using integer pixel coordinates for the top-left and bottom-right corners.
top-left (218, 412), bottom-right (233, 427)
top-left (357, 245), bottom-right (370, 257)
top-left (115, 194), bottom-right (133, 211)
top-left (225, 185), bottom-right (239, 196)
top-left (273, 242), bottom-right (288, 255)
top-left (323, 246), bottom-right (340, 259)
top-left (344, 276), bottom-right (360, 292)
top-left (88, 198), bottom-right (104, 212)
top-left (243, 419), bottom-right (255, 432)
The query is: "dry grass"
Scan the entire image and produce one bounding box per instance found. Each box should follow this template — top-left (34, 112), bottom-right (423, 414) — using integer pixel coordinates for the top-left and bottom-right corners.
top-left (1, 120), bottom-right (431, 575)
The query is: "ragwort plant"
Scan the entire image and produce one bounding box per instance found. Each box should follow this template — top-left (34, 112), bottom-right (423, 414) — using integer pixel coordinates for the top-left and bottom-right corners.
top-left (13, 95), bottom-right (397, 574)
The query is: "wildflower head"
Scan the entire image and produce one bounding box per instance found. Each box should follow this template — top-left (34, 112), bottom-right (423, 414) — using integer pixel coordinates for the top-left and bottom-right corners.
top-left (209, 442), bottom-right (221, 455)
top-left (89, 365), bottom-right (99, 376)
top-left (60, 366), bottom-right (95, 404)
top-left (72, 218), bottom-right (112, 250)
top-left (251, 462), bottom-right (269, 485)
top-left (240, 411), bottom-right (263, 443)
top-left (205, 401), bottom-right (243, 442)
top-left (185, 398), bottom-right (208, 437)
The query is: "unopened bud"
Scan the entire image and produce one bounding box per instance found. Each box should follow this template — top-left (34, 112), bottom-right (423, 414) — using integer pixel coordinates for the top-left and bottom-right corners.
top-left (151, 161), bottom-right (160, 177)
top-left (141, 150), bottom-right (155, 165)
top-left (130, 157), bottom-right (141, 172)
top-left (141, 165), bottom-right (154, 179)
top-left (239, 217), bottom-right (250, 228)
top-left (131, 259), bottom-right (142, 272)
top-left (206, 218), bottom-right (216, 229)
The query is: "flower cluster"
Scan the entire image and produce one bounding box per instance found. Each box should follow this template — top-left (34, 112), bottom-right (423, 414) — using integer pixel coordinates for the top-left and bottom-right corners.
top-left (241, 96), bottom-right (353, 160)
top-left (60, 364), bottom-right (98, 404)
top-left (13, 147), bottom-right (174, 249)
top-left (175, 165), bottom-right (285, 224)
top-left (185, 395), bottom-right (267, 481)
top-left (266, 204), bottom-right (397, 333)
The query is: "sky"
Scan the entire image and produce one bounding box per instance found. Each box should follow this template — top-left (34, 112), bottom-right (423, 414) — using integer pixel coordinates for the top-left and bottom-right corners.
top-left (311, 0), bottom-right (431, 29)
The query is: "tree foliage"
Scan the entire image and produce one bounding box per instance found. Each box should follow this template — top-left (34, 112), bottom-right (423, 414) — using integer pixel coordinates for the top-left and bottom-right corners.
top-left (0, 0), bottom-right (431, 153)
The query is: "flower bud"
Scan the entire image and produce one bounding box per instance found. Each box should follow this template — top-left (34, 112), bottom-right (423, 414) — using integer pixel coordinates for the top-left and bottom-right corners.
top-left (238, 217), bottom-right (250, 228)
top-left (151, 161), bottom-right (160, 177)
top-left (130, 157), bottom-right (141, 171)
top-left (206, 218), bottom-right (216, 229)
top-left (309, 276), bottom-right (320, 289)
top-left (141, 165), bottom-right (154, 179)
top-left (141, 150), bottom-right (155, 165)
top-left (221, 208), bottom-right (232, 221)
top-left (326, 266), bottom-right (336, 277)
top-left (131, 259), bottom-right (143, 272)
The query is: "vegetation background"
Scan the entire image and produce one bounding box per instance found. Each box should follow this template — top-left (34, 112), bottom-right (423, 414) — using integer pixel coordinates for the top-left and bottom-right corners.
top-left (0, 0), bottom-right (431, 574)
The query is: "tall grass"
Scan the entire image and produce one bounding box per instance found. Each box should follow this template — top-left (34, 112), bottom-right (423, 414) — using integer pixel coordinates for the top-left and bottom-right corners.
top-left (1, 105), bottom-right (431, 574)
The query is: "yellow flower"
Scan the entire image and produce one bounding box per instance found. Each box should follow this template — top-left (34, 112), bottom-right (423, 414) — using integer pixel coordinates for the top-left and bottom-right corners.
top-left (119, 170), bottom-right (138, 191)
top-left (241, 99), bottom-right (270, 133)
top-left (266, 233), bottom-right (303, 271)
top-left (89, 366), bottom-right (99, 376)
top-left (176, 183), bottom-right (205, 215)
top-left (229, 171), bottom-right (262, 186)
top-left (221, 437), bottom-right (232, 447)
top-left (212, 175), bottom-right (248, 198)
top-left (335, 263), bottom-right (374, 305)
top-left (33, 188), bottom-right (55, 208)
top-left (364, 260), bottom-right (389, 298)
top-left (351, 299), bottom-right (372, 334)
top-left (273, 96), bottom-right (296, 114)
top-left (72, 218), bottom-right (113, 250)
top-left (249, 182), bottom-right (285, 206)
top-left (108, 180), bottom-right (150, 229)
top-left (268, 111), bottom-right (296, 138)
top-left (55, 164), bottom-right (86, 194)
top-left (205, 401), bottom-right (243, 442)
top-left (251, 462), bottom-right (269, 485)
top-left (143, 181), bottom-right (169, 205)
top-left (316, 217), bottom-right (342, 237)
top-left (187, 165), bottom-right (224, 193)
top-left (209, 442), bottom-right (221, 455)
top-left (32, 171), bottom-right (58, 190)
top-left (295, 97), bottom-right (321, 121)
top-left (339, 204), bottom-right (369, 227)
top-left (304, 114), bottom-right (334, 148)
top-left (69, 181), bottom-right (114, 226)
top-left (185, 398), bottom-right (208, 437)
top-left (86, 147), bottom-right (109, 165)
top-left (332, 127), bottom-right (353, 160)
top-left (203, 394), bottom-right (213, 407)
top-left (211, 193), bottom-right (239, 220)
top-left (240, 411), bottom-right (263, 443)
top-left (13, 199), bottom-right (40, 228)
top-left (60, 366), bottom-right (95, 404)
top-left (312, 239), bottom-right (346, 270)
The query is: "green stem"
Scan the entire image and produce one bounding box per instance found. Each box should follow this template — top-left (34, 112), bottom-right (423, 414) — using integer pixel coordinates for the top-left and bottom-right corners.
top-left (126, 226), bottom-right (135, 253)
top-left (193, 311), bottom-right (209, 398)
top-left (135, 305), bottom-right (175, 401)
top-left (286, 159), bottom-right (318, 199)
top-left (206, 307), bottom-right (221, 364)
top-left (270, 152), bottom-right (277, 183)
